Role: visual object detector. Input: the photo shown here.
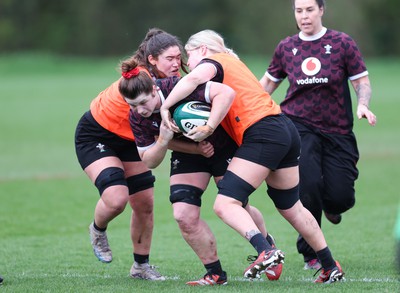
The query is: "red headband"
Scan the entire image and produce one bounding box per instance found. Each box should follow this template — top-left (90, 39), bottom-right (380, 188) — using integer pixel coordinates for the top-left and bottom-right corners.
top-left (122, 67), bottom-right (140, 79)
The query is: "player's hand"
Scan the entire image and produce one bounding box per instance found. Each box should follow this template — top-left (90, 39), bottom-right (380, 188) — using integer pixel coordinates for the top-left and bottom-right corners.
top-left (157, 121), bottom-right (175, 146)
top-left (357, 104), bottom-right (377, 126)
top-left (196, 141), bottom-right (214, 158)
top-left (184, 125), bottom-right (214, 142)
top-left (160, 106), bottom-right (180, 133)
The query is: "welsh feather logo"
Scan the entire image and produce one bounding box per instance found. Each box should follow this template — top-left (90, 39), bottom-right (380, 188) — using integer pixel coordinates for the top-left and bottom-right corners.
top-left (301, 57), bottom-right (321, 76)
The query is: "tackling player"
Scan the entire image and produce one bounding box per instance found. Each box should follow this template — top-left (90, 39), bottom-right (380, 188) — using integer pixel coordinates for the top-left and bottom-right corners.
top-left (160, 29), bottom-right (344, 284)
top-left (74, 28), bottom-right (184, 280)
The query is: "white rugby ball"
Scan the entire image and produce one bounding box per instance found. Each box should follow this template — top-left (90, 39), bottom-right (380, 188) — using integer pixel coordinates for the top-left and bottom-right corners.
top-left (173, 101), bottom-right (211, 133)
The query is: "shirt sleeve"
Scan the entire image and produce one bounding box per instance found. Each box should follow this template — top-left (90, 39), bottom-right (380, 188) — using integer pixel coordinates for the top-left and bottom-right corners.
top-left (266, 40), bottom-right (288, 81)
top-left (129, 111), bottom-right (157, 148)
top-left (342, 33), bottom-right (368, 80)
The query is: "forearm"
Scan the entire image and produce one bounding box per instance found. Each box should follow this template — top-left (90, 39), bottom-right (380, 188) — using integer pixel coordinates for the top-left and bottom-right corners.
top-left (260, 74), bottom-right (280, 94)
top-left (140, 138), bottom-right (169, 169)
top-left (352, 75), bottom-right (377, 126)
top-left (168, 139), bottom-right (200, 154)
top-left (353, 76), bottom-right (372, 107)
top-left (207, 95), bottom-right (232, 129)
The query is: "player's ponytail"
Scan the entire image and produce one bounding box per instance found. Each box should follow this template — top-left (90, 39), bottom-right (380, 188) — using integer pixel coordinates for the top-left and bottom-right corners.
top-left (119, 59), bottom-right (154, 100)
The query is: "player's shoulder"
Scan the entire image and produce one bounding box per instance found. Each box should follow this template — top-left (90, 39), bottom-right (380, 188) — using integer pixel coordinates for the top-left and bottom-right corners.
top-left (325, 29), bottom-right (354, 43)
top-left (276, 34), bottom-right (300, 51)
top-left (156, 76), bottom-right (180, 93)
top-left (279, 34), bottom-right (297, 45)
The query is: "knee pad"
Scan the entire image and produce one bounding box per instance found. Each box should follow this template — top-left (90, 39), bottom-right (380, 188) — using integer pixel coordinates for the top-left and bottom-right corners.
top-left (217, 171), bottom-right (255, 206)
top-left (95, 167), bottom-right (126, 195)
top-left (170, 184), bottom-right (203, 207)
top-left (267, 184), bottom-right (299, 210)
top-left (126, 171), bottom-right (155, 195)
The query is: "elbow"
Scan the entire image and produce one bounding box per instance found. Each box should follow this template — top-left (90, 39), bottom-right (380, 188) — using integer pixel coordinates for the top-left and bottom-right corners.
top-left (140, 154), bottom-right (159, 169)
top-left (142, 159), bottom-right (159, 169)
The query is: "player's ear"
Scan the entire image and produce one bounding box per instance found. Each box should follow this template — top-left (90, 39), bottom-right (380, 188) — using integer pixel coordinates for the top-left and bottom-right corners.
top-left (200, 45), bottom-right (208, 56)
top-left (148, 55), bottom-right (157, 66)
top-left (152, 85), bottom-right (158, 95)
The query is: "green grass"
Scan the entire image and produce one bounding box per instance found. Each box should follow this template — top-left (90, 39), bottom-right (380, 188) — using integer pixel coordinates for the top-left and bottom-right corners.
top-left (0, 53), bottom-right (399, 292)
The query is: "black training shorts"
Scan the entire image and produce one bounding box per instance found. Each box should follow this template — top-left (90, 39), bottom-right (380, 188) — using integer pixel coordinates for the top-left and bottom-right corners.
top-left (235, 114), bottom-right (300, 171)
top-left (170, 139), bottom-right (237, 177)
top-left (75, 111), bottom-right (141, 169)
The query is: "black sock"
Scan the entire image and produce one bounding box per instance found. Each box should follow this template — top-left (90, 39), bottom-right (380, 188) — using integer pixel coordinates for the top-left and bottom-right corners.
top-left (134, 253), bottom-right (149, 265)
top-left (250, 233), bottom-right (272, 255)
top-left (93, 221), bottom-right (106, 232)
top-left (205, 260), bottom-right (223, 275)
top-left (316, 247), bottom-right (336, 270)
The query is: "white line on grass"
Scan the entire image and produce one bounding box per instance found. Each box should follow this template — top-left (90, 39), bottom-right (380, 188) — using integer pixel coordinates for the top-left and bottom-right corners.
top-left (18, 273), bottom-right (399, 284)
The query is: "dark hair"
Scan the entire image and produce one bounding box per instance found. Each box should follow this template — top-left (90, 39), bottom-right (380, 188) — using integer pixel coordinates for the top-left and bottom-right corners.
top-left (118, 58), bottom-right (154, 100)
top-left (292, 0), bottom-right (325, 10)
top-left (133, 28), bottom-right (187, 78)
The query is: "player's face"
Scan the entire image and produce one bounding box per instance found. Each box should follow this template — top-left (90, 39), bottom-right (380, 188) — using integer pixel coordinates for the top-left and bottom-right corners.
top-left (294, 0), bottom-right (324, 36)
top-left (149, 46), bottom-right (181, 77)
top-left (124, 86), bottom-right (160, 118)
top-left (186, 47), bottom-right (204, 71)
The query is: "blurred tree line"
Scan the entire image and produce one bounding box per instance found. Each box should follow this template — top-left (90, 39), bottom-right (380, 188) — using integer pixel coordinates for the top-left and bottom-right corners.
top-left (0, 0), bottom-right (399, 57)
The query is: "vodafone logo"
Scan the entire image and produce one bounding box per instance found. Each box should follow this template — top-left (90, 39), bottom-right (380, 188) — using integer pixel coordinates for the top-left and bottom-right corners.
top-left (301, 57), bottom-right (321, 76)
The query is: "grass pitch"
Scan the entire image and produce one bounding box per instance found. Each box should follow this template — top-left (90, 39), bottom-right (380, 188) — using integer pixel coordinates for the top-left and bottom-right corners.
top-left (0, 53), bottom-right (399, 292)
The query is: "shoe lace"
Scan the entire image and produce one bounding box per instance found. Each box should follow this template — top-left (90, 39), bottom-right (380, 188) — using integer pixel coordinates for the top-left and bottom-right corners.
top-left (138, 263), bottom-right (163, 278)
top-left (246, 255), bottom-right (257, 263)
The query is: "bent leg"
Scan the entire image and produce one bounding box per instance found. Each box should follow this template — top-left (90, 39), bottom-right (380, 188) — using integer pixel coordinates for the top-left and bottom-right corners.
top-left (85, 157), bottom-right (130, 228)
top-left (173, 202), bottom-right (218, 264)
top-left (124, 161), bottom-right (155, 256)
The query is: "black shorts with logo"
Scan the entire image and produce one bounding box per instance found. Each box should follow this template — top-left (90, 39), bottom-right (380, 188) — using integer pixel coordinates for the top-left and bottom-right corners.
top-left (170, 126), bottom-right (238, 177)
top-left (75, 111), bottom-right (141, 169)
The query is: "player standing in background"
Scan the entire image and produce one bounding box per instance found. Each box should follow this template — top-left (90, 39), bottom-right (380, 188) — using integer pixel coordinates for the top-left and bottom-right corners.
top-left (160, 29), bottom-right (344, 284)
top-left (74, 28), bottom-right (185, 280)
top-left (259, 0), bottom-right (377, 270)
top-left (118, 59), bottom-right (280, 285)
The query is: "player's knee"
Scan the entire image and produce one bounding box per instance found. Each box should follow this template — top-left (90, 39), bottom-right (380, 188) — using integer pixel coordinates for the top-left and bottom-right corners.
top-left (326, 185), bottom-right (355, 212)
top-left (130, 193), bottom-right (154, 215)
top-left (267, 184), bottom-right (300, 210)
top-left (174, 209), bottom-right (199, 234)
top-left (217, 171), bottom-right (255, 206)
top-left (126, 171), bottom-right (155, 195)
top-left (170, 185), bottom-right (203, 231)
top-left (170, 184), bottom-right (203, 207)
top-left (95, 167), bottom-right (127, 196)
top-left (213, 197), bottom-right (226, 219)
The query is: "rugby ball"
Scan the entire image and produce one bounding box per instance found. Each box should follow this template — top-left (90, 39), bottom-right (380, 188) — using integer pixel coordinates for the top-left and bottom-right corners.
top-left (173, 101), bottom-right (211, 133)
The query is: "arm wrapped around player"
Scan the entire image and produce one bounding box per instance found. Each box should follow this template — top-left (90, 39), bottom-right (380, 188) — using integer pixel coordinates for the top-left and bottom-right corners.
top-left (185, 124), bottom-right (215, 142)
